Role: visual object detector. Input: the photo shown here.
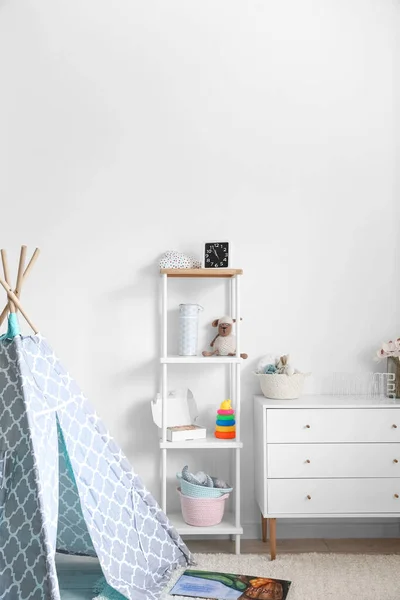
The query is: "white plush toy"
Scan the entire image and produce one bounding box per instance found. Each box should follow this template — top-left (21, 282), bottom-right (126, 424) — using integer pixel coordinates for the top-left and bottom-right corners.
top-left (258, 353), bottom-right (295, 375)
top-left (257, 354), bottom-right (276, 373)
top-left (159, 250), bottom-right (201, 269)
top-left (202, 316), bottom-right (248, 359)
top-left (276, 354), bottom-right (295, 376)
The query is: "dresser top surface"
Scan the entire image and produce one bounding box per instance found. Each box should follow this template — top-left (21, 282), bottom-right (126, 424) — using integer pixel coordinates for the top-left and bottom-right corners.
top-left (254, 394), bottom-right (400, 409)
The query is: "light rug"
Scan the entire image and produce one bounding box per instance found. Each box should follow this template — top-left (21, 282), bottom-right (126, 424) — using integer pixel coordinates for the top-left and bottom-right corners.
top-left (161, 553), bottom-right (400, 600)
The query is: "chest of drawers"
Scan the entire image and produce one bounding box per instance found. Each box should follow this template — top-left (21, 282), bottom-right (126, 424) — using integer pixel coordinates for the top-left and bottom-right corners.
top-left (254, 395), bottom-right (400, 560)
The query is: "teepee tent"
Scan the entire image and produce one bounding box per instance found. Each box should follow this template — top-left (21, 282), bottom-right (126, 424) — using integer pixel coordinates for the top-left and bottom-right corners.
top-left (0, 246), bottom-right (191, 600)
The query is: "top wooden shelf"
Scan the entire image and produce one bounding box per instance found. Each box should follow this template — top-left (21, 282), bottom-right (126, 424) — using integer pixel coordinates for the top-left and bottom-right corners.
top-left (160, 268), bottom-right (243, 278)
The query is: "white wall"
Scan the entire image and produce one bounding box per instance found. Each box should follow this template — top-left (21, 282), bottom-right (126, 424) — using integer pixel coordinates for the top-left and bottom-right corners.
top-left (0, 0), bottom-right (398, 537)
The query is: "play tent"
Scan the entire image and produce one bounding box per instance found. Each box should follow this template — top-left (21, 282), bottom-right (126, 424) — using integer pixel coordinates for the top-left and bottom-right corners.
top-left (0, 246), bottom-right (192, 600)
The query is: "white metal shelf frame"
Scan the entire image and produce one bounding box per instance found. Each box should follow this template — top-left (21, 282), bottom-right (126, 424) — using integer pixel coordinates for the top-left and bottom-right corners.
top-left (160, 356), bottom-right (242, 364)
top-left (159, 269), bottom-right (243, 554)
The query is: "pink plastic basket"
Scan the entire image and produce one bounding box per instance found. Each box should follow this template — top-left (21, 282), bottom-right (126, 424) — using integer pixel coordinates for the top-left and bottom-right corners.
top-left (177, 487), bottom-right (229, 527)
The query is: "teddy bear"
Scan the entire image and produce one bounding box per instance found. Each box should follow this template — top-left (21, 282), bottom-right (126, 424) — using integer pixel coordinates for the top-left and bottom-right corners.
top-left (202, 315), bottom-right (248, 359)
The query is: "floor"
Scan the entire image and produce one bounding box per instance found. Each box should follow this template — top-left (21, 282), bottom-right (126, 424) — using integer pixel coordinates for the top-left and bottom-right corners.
top-left (186, 537), bottom-right (400, 555)
top-left (56, 538), bottom-right (400, 599)
top-left (57, 555), bottom-right (102, 600)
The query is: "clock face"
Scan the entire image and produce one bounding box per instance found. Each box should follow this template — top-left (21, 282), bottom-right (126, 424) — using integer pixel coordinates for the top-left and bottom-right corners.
top-left (204, 242), bottom-right (230, 268)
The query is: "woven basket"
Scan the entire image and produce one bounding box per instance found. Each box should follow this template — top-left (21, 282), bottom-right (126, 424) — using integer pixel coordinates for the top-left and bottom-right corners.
top-left (176, 473), bottom-right (233, 498)
top-left (177, 488), bottom-right (229, 526)
top-left (254, 372), bottom-right (308, 400)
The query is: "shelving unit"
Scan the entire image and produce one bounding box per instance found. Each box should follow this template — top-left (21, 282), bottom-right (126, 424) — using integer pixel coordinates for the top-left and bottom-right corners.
top-left (159, 268), bottom-right (244, 554)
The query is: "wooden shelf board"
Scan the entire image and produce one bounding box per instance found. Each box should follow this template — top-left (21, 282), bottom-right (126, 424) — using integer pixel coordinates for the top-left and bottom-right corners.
top-left (160, 436), bottom-right (242, 449)
top-left (160, 355), bottom-right (242, 364)
top-left (169, 511), bottom-right (242, 535)
top-left (160, 268), bottom-right (243, 278)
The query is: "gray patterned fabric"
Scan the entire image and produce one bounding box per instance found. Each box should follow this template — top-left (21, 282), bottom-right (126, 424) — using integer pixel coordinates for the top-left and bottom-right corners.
top-left (0, 333), bottom-right (191, 600)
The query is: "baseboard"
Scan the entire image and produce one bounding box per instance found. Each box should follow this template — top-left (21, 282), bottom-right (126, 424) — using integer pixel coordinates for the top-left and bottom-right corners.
top-left (243, 518), bottom-right (400, 539)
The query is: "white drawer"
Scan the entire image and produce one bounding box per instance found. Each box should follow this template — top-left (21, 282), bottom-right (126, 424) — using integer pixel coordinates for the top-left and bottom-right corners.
top-left (267, 443), bottom-right (400, 478)
top-left (267, 478), bottom-right (400, 514)
top-left (266, 408), bottom-right (400, 443)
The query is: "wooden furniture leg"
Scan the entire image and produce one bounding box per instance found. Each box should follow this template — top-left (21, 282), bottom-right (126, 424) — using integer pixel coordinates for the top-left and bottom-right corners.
top-left (261, 513), bottom-right (268, 543)
top-left (269, 518), bottom-right (277, 560)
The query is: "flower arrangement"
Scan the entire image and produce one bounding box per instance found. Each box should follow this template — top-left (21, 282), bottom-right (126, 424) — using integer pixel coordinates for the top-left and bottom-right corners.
top-left (375, 338), bottom-right (400, 399)
top-left (375, 339), bottom-right (400, 361)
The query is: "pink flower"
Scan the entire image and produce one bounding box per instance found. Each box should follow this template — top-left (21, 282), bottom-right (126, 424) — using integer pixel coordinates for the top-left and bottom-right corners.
top-left (375, 338), bottom-right (400, 360)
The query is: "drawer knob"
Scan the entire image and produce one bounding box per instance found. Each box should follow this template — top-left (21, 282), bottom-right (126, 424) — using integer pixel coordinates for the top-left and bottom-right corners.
top-left (393, 424), bottom-right (398, 429)
top-left (305, 459), bottom-right (311, 464)
top-left (306, 495), bottom-right (312, 500)
top-left (394, 494), bottom-right (399, 499)
top-left (394, 459), bottom-right (399, 464)
top-left (305, 424), bottom-right (311, 429)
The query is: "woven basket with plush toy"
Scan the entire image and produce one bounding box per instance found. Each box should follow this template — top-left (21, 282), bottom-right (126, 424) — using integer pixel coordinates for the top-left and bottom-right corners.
top-left (254, 354), bottom-right (310, 400)
top-left (176, 465), bottom-right (232, 526)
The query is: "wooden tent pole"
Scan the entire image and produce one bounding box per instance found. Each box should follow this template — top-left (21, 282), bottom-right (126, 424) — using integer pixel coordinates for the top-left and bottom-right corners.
top-left (15, 245), bottom-right (27, 301)
top-left (0, 249), bottom-right (15, 313)
top-left (0, 276), bottom-right (38, 334)
top-left (21, 247), bottom-right (40, 283)
top-left (0, 248), bottom-right (40, 327)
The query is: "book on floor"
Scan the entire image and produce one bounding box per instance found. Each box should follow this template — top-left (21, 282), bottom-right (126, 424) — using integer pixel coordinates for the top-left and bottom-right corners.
top-left (169, 569), bottom-right (292, 600)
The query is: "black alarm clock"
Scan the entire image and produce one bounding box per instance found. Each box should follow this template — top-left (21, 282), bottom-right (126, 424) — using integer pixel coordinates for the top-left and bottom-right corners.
top-left (203, 242), bottom-right (230, 268)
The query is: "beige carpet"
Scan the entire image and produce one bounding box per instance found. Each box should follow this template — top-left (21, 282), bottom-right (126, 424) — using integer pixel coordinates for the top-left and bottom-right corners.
top-left (161, 552), bottom-right (400, 600)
